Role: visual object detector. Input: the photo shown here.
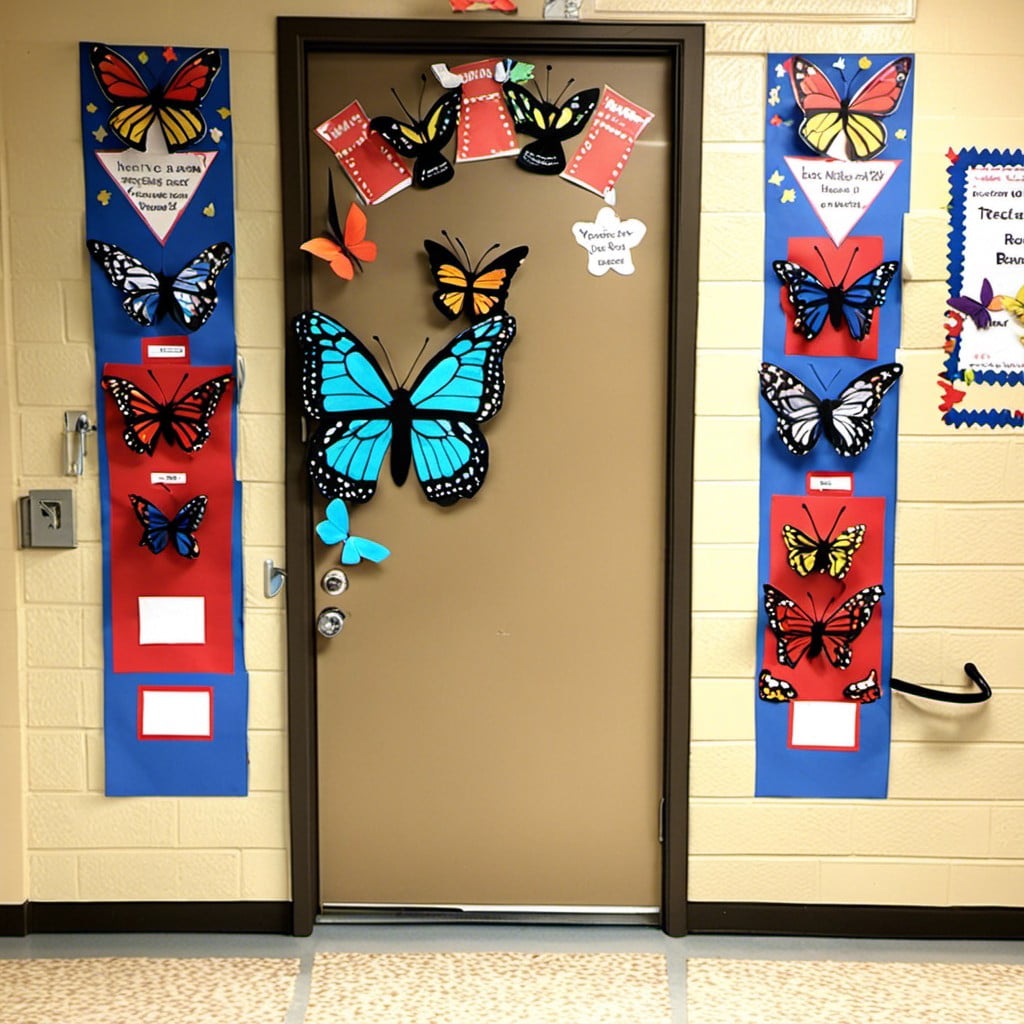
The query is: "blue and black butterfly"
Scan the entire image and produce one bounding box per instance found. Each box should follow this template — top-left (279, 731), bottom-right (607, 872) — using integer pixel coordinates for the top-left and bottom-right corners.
top-left (297, 310), bottom-right (517, 506)
top-left (128, 493), bottom-right (208, 559)
top-left (87, 239), bottom-right (232, 332)
top-left (772, 246), bottom-right (899, 341)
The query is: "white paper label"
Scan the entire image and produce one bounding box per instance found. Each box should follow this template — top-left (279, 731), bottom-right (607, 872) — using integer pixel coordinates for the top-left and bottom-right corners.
top-left (138, 596), bottom-right (206, 645)
top-left (150, 473), bottom-right (186, 485)
top-left (145, 344), bottom-right (188, 359)
top-left (790, 701), bottom-right (859, 749)
top-left (139, 687), bottom-right (212, 739)
top-left (808, 474), bottom-right (853, 493)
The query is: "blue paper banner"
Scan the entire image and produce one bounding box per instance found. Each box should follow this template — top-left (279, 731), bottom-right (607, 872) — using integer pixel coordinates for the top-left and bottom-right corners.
top-left (80, 41), bottom-right (247, 796)
top-left (756, 53), bottom-right (914, 798)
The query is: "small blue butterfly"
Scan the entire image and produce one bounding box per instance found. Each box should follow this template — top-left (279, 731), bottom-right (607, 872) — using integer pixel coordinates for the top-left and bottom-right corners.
top-left (297, 309), bottom-right (517, 505)
top-left (128, 493), bottom-right (208, 558)
top-left (315, 498), bottom-right (390, 565)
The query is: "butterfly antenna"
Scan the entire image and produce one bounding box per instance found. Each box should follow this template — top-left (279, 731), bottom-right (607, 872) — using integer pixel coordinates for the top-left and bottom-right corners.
top-left (391, 87), bottom-right (416, 124)
top-left (825, 504), bottom-right (847, 542)
top-left (539, 64), bottom-right (553, 101)
top-left (838, 245), bottom-right (860, 287)
top-left (325, 168), bottom-right (343, 241)
top-left (372, 336), bottom-right (401, 390)
top-left (473, 241), bottom-right (501, 274)
top-left (553, 77), bottom-right (576, 107)
top-left (812, 244), bottom-right (838, 287)
top-left (401, 337), bottom-right (433, 390)
top-left (417, 73), bottom-right (427, 120)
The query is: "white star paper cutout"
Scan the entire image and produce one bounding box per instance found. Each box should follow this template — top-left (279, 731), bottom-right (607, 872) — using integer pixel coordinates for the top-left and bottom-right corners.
top-left (571, 206), bottom-right (647, 277)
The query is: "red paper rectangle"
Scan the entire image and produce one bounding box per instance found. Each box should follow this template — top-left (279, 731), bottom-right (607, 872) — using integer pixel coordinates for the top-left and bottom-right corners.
top-left (103, 363), bottom-right (236, 674)
top-left (450, 59), bottom-right (519, 162)
top-left (763, 493), bottom-right (887, 715)
top-left (315, 101), bottom-right (412, 205)
top-left (561, 86), bottom-right (654, 197)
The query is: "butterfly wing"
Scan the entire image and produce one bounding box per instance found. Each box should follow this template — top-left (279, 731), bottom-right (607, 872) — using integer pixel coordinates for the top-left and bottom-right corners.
top-left (781, 525), bottom-right (821, 577)
top-left (87, 240), bottom-right (163, 326)
top-left (155, 48), bottom-right (221, 152)
top-left (837, 261), bottom-right (899, 341)
top-left (168, 242), bottom-right (232, 331)
top-left (315, 497), bottom-right (351, 547)
top-left (102, 376), bottom-right (165, 455)
top-left (341, 535), bottom-right (391, 565)
top-left (468, 245), bottom-right (530, 321)
top-left (424, 238), bottom-right (471, 321)
top-left (842, 56), bottom-right (911, 160)
top-left (504, 84), bottom-right (599, 173)
top-left (759, 362), bottom-right (824, 456)
top-left (772, 260), bottom-right (831, 340)
top-left (300, 237), bottom-right (356, 280)
top-left (763, 584), bottom-right (816, 668)
top-left (168, 495), bottom-right (208, 558)
top-left (370, 91), bottom-right (458, 188)
top-left (824, 362), bottom-right (903, 457)
top-left (129, 494), bottom-right (172, 554)
top-left (824, 523), bottom-right (866, 579)
top-left (297, 311), bottom-right (396, 502)
top-left (90, 45), bottom-right (157, 151)
top-left (164, 374), bottom-right (233, 454)
top-left (407, 313), bottom-right (517, 505)
top-left (341, 203), bottom-right (378, 264)
top-left (818, 585), bottom-right (884, 668)
top-left (788, 56), bottom-right (846, 158)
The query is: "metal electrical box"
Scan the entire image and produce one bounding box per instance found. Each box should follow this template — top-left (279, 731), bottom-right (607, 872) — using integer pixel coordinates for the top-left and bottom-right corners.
top-left (19, 489), bottom-right (77, 548)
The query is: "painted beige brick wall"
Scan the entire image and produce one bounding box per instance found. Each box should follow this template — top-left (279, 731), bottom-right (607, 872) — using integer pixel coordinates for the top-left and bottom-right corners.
top-left (0, 0), bottom-right (1021, 907)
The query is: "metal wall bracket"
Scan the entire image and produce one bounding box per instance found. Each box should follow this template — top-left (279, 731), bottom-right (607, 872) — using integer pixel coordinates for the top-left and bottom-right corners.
top-left (64, 410), bottom-right (96, 476)
top-left (264, 558), bottom-right (287, 598)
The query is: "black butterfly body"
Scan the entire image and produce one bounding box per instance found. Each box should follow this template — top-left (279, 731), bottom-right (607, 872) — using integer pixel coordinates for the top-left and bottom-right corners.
top-left (502, 81), bottom-right (599, 174)
top-left (87, 239), bottom-right (232, 332)
top-left (129, 493), bottom-right (208, 558)
top-left (423, 236), bottom-right (529, 323)
top-left (370, 89), bottom-right (460, 189)
top-left (102, 372), bottom-right (233, 456)
top-left (773, 255), bottom-right (899, 341)
top-left (759, 361), bottom-right (902, 458)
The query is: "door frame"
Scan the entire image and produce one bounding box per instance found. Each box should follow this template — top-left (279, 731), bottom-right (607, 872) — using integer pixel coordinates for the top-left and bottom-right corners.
top-left (277, 15), bottom-right (703, 937)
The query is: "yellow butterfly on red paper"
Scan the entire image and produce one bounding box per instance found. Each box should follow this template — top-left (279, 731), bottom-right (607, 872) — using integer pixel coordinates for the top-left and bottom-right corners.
top-left (781, 503), bottom-right (866, 580)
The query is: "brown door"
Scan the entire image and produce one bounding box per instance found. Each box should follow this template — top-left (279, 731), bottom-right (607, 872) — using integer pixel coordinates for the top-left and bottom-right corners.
top-left (305, 47), bottom-right (673, 909)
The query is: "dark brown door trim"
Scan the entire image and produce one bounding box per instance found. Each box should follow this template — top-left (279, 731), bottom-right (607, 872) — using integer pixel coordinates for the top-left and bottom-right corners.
top-left (277, 16), bottom-right (703, 938)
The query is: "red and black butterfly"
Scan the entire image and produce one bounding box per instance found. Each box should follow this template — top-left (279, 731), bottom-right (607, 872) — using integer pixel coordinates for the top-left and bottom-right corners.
top-left (101, 371), bottom-right (233, 456)
top-left (763, 582), bottom-right (883, 669)
top-left (90, 44), bottom-right (221, 152)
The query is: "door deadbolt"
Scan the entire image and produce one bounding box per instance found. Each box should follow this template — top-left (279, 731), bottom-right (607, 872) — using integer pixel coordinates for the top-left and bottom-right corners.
top-left (317, 607), bottom-right (347, 638)
top-left (321, 568), bottom-right (349, 596)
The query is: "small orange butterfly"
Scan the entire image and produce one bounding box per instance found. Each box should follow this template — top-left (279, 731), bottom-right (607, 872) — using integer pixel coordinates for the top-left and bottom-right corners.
top-left (300, 171), bottom-right (378, 281)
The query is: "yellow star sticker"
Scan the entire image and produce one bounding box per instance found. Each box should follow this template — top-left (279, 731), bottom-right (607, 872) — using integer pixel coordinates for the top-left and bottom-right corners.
top-left (964, 369), bottom-right (976, 384)
top-left (768, 170), bottom-right (785, 187)
top-left (96, 190), bottom-right (112, 206)
top-left (217, 107), bottom-right (231, 120)
top-left (86, 102), bottom-right (97, 113)
top-left (92, 125), bottom-right (108, 143)
top-left (781, 188), bottom-right (796, 204)
top-left (768, 86), bottom-right (781, 107)
top-left (210, 127), bottom-right (224, 143)
top-left (137, 50), bottom-right (149, 64)
top-left (203, 203), bottom-right (216, 217)
top-left (858, 56), bottom-right (872, 70)
top-left (895, 128), bottom-right (907, 140)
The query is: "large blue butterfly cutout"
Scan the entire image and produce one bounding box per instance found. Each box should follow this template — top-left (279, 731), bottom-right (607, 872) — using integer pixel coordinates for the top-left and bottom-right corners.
top-left (297, 310), bottom-right (517, 505)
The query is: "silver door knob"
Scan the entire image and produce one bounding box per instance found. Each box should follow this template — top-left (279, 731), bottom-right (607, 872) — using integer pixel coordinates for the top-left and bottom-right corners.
top-left (316, 607), bottom-right (346, 638)
top-left (321, 568), bottom-right (349, 596)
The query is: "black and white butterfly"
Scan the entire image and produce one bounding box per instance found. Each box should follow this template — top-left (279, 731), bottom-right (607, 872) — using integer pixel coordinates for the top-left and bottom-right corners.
top-left (87, 239), bottom-right (232, 332)
top-left (759, 361), bottom-right (902, 458)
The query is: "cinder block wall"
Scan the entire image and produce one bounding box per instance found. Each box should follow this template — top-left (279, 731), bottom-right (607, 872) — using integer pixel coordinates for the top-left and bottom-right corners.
top-left (1, 0), bottom-right (1021, 908)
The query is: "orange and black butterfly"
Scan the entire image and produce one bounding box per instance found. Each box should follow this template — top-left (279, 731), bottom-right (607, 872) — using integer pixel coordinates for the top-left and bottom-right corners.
top-left (301, 171), bottom-right (378, 281)
top-left (90, 44), bottom-right (221, 152)
top-left (101, 371), bottom-right (233, 457)
top-left (424, 232), bottom-right (529, 323)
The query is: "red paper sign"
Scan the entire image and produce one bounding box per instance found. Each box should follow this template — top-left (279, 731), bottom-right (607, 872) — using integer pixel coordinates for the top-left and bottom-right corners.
top-left (561, 86), bottom-right (654, 197)
top-left (315, 101), bottom-right (412, 205)
top-left (449, 59), bottom-right (519, 162)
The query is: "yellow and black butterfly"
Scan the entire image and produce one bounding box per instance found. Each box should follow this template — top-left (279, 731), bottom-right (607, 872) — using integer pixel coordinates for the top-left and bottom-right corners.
top-left (782, 503), bottom-right (865, 580)
top-left (424, 232), bottom-right (529, 323)
top-left (370, 86), bottom-right (459, 189)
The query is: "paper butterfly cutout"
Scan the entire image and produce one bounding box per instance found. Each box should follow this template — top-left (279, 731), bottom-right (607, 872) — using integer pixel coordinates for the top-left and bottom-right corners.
top-left (87, 239), bottom-right (232, 331)
top-left (89, 44), bottom-right (221, 152)
top-left (503, 74), bottom-right (599, 174)
top-left (843, 668), bottom-right (881, 703)
top-left (782, 502), bottom-right (865, 580)
top-left (370, 87), bottom-right (460, 189)
top-left (996, 283), bottom-right (1024, 332)
top-left (451, 0), bottom-right (517, 10)
top-left (298, 310), bottom-right (517, 505)
top-left (129, 493), bottom-right (208, 558)
top-left (315, 498), bottom-right (391, 565)
top-left (759, 361), bottom-right (902, 458)
top-left (424, 233), bottom-right (529, 323)
top-left (758, 669), bottom-right (798, 703)
top-left (772, 246), bottom-right (899, 341)
top-left (787, 54), bottom-right (912, 161)
top-left (300, 172), bottom-right (377, 280)
top-left (949, 277), bottom-right (995, 330)
top-left (763, 582), bottom-right (884, 669)
top-left (102, 371), bottom-right (233, 457)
